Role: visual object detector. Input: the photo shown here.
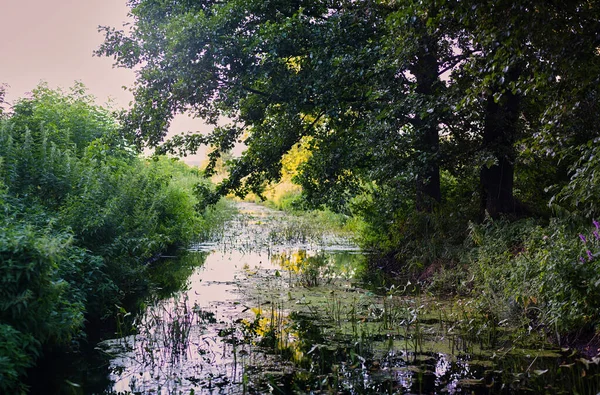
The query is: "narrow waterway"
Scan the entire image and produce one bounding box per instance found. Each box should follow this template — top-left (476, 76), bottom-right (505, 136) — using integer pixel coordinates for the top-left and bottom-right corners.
top-left (98, 202), bottom-right (599, 394)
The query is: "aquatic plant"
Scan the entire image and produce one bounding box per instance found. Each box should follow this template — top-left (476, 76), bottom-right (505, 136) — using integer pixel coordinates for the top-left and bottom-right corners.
top-left (101, 203), bottom-right (600, 394)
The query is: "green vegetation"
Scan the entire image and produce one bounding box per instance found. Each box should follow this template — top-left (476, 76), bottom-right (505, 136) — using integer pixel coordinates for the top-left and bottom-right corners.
top-left (0, 85), bottom-right (227, 392)
top-left (468, 218), bottom-right (600, 338)
top-left (240, 137), bottom-right (355, 237)
top-left (97, 0), bottom-right (600, 350)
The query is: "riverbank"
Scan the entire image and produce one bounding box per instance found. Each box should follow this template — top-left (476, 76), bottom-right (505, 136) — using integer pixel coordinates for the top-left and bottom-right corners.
top-left (0, 85), bottom-right (238, 393)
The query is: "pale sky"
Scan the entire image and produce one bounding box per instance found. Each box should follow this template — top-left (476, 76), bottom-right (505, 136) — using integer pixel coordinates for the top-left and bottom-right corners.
top-left (0, 0), bottom-right (210, 165)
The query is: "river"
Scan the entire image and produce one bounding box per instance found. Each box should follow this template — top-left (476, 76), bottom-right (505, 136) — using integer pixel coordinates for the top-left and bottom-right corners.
top-left (90, 202), bottom-right (600, 394)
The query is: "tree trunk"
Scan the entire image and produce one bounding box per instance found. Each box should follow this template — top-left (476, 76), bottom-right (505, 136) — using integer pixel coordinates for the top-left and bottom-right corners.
top-left (480, 86), bottom-right (520, 219)
top-left (412, 35), bottom-right (442, 212)
top-left (414, 122), bottom-right (441, 212)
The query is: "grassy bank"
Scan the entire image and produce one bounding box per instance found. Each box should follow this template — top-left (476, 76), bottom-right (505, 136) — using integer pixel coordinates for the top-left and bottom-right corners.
top-left (355, 206), bottom-right (600, 354)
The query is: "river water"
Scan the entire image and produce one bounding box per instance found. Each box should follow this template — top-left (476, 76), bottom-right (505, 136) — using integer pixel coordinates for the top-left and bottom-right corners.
top-left (96, 202), bottom-right (599, 394)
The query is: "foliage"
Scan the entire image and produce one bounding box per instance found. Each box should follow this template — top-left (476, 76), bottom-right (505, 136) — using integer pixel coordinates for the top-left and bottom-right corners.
top-left (553, 137), bottom-right (600, 218)
top-left (0, 324), bottom-right (38, 394)
top-left (0, 85), bottom-right (223, 392)
top-left (8, 83), bottom-right (119, 154)
top-left (468, 218), bottom-right (600, 337)
top-left (0, 200), bottom-right (105, 392)
top-left (257, 138), bottom-right (311, 210)
top-left (353, 171), bottom-right (478, 275)
top-left (96, 0), bottom-right (600, 214)
top-left (97, 0), bottom-right (458, 209)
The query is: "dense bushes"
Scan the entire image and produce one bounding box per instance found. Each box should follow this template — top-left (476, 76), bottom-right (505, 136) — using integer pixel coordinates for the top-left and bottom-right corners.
top-left (0, 85), bottom-right (219, 392)
top-left (350, 171), bottom-right (478, 275)
top-left (349, 167), bottom-right (600, 341)
top-left (0, 205), bottom-right (107, 393)
top-left (468, 218), bottom-right (600, 338)
top-left (366, 205), bottom-right (600, 341)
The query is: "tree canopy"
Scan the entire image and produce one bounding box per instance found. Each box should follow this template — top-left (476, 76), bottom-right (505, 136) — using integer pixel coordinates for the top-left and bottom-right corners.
top-left (98, 0), bottom-right (600, 218)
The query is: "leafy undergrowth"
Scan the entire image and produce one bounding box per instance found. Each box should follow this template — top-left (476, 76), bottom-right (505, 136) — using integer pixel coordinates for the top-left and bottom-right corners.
top-left (465, 218), bottom-right (600, 346)
top-left (410, 216), bottom-right (600, 357)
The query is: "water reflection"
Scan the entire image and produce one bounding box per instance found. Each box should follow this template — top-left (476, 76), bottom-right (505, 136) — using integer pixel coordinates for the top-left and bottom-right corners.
top-left (101, 202), bottom-right (600, 394)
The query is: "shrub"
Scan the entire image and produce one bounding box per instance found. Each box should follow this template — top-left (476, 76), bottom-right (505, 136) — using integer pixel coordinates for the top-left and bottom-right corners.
top-left (0, 324), bottom-right (39, 394)
top-left (468, 217), bottom-right (600, 337)
top-left (0, 85), bottom-right (225, 391)
top-left (0, 206), bottom-right (100, 393)
top-left (352, 173), bottom-right (477, 279)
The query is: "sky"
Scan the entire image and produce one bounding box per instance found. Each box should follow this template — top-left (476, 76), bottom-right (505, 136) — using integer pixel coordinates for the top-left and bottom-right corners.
top-left (0, 0), bottom-right (210, 165)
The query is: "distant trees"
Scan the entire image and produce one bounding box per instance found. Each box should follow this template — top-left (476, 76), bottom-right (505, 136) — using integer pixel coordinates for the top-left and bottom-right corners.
top-left (0, 84), bottom-right (6, 117)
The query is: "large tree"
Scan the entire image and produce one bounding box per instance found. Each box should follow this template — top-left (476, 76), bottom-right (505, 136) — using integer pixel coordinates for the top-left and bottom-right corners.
top-left (452, 0), bottom-right (600, 217)
top-left (99, 0), bottom-right (600, 220)
top-left (98, 0), bottom-right (465, 211)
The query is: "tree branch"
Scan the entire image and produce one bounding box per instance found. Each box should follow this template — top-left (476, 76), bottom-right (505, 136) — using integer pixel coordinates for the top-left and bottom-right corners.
top-left (437, 50), bottom-right (482, 77)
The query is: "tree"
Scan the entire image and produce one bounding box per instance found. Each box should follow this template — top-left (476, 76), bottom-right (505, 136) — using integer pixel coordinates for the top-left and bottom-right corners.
top-left (9, 82), bottom-right (120, 154)
top-left (99, 0), bottom-right (600, 222)
top-left (99, 0), bottom-right (466, 212)
top-left (442, 0), bottom-right (600, 218)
